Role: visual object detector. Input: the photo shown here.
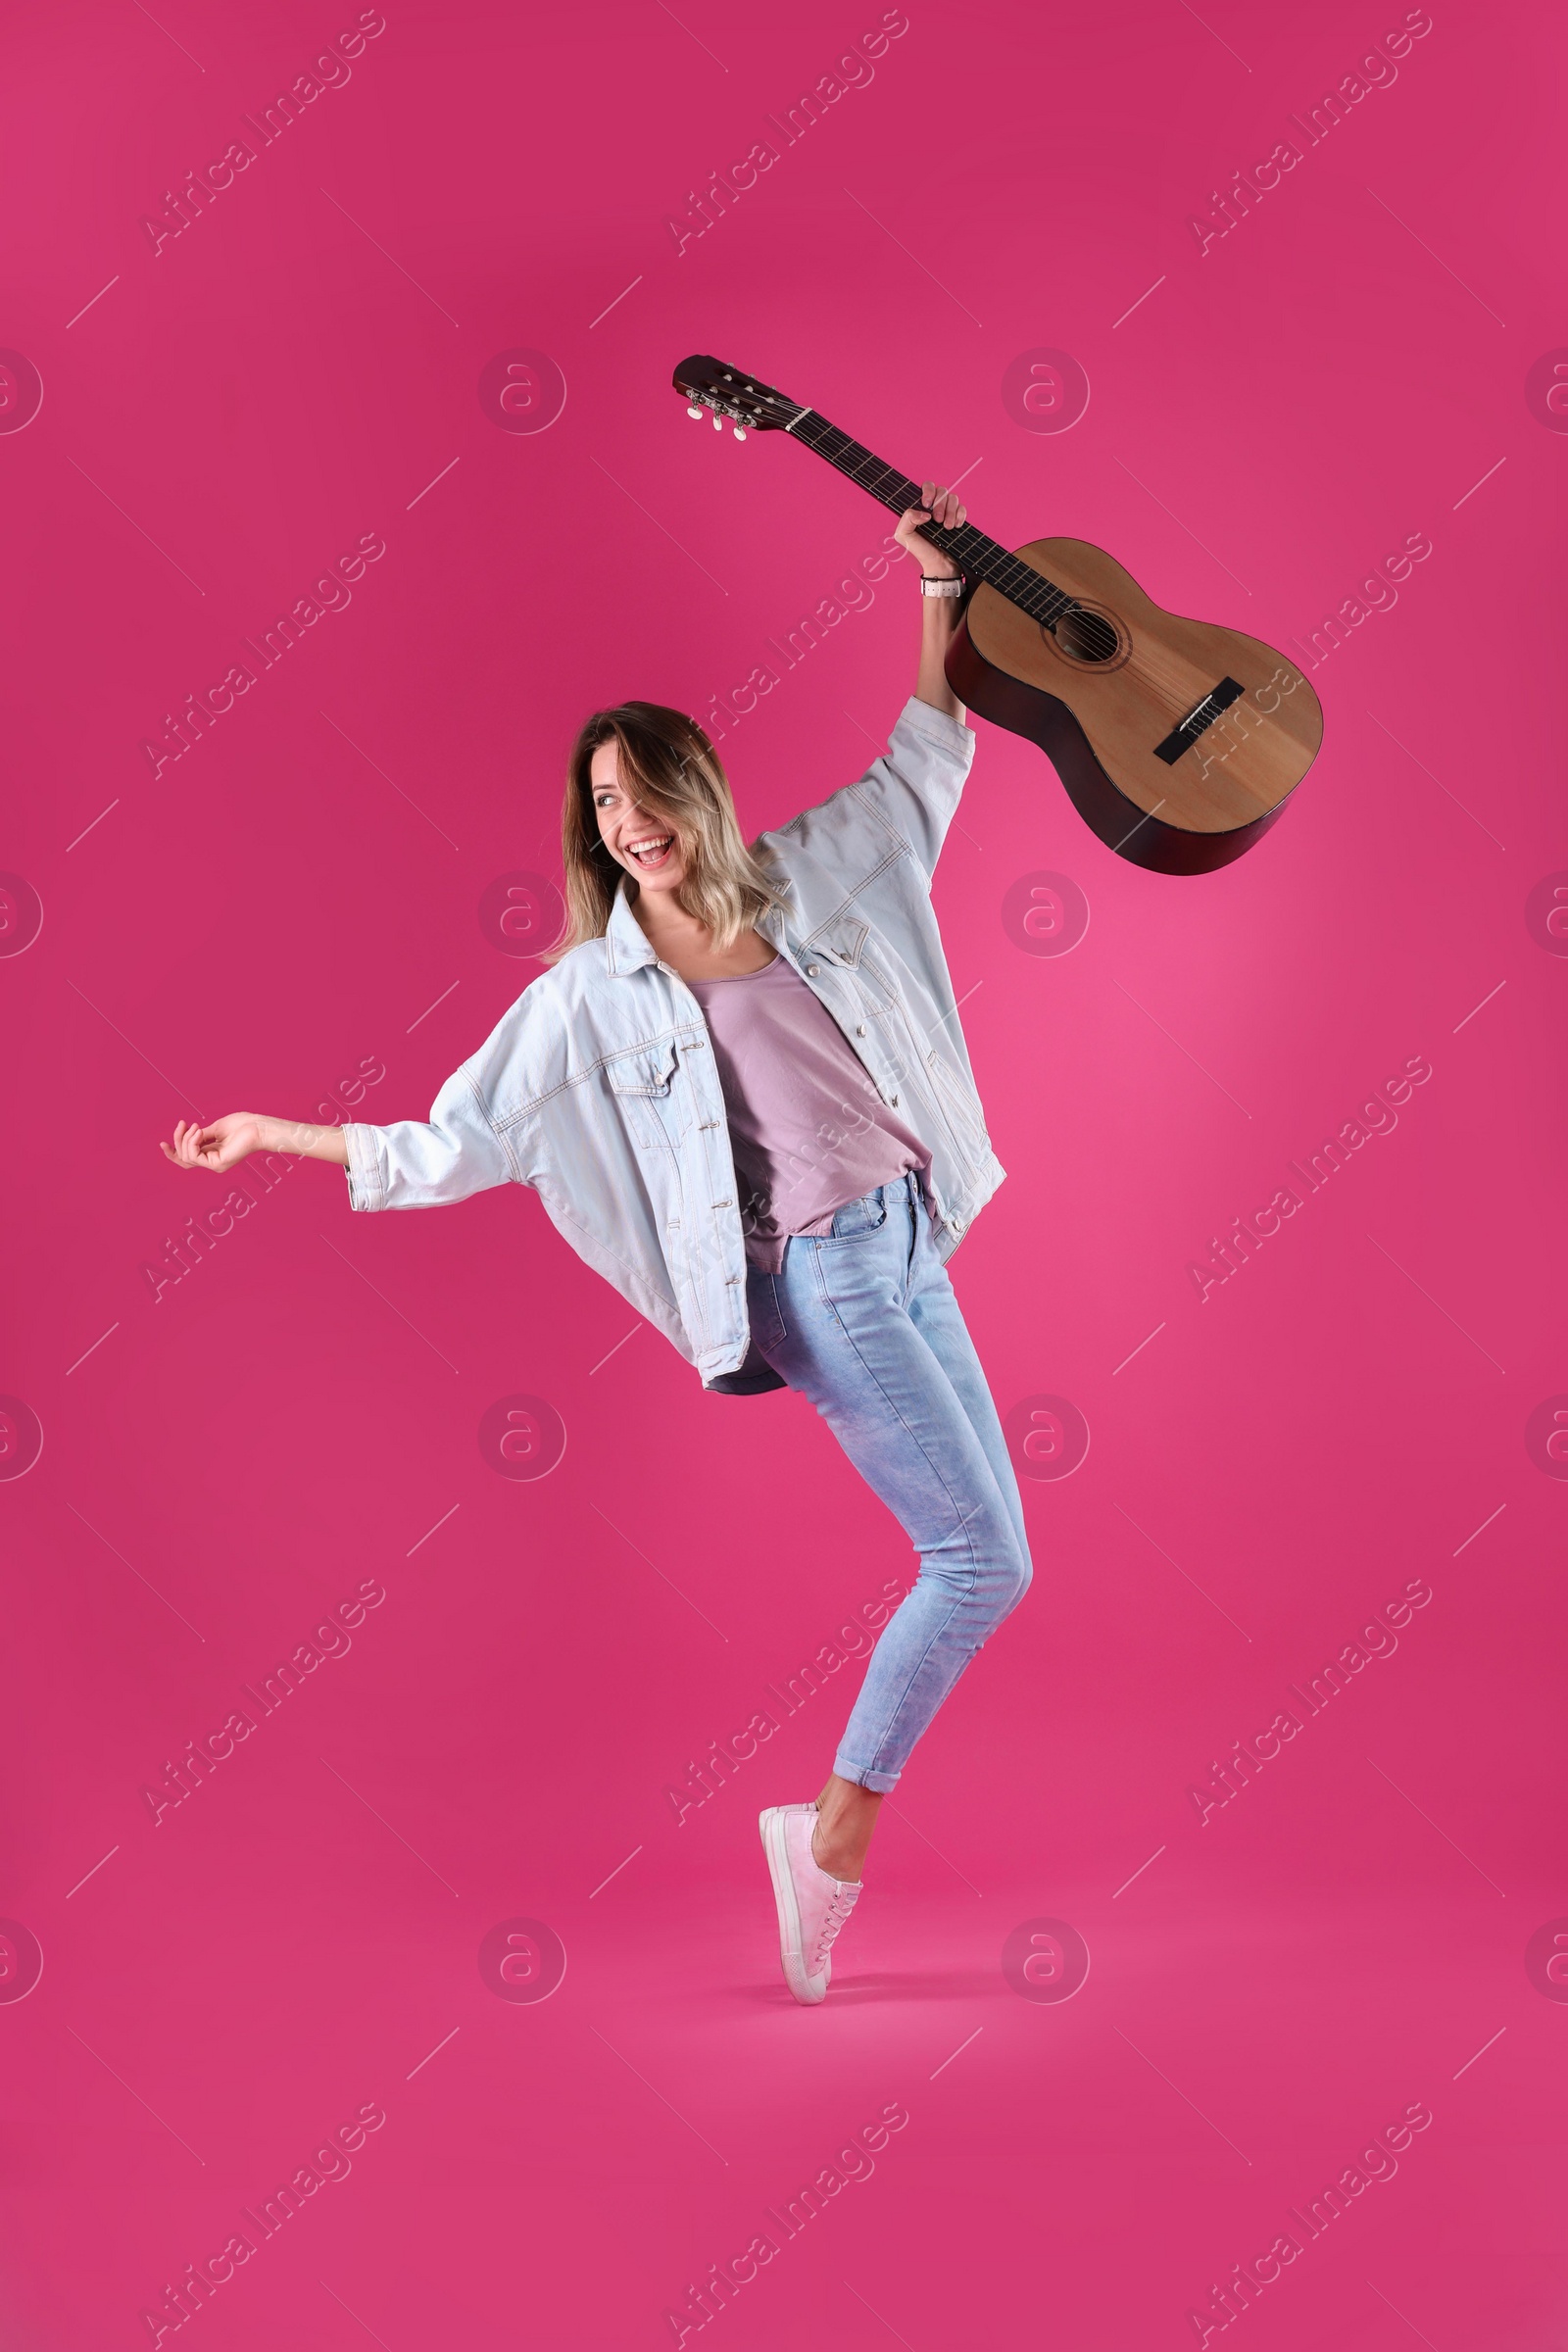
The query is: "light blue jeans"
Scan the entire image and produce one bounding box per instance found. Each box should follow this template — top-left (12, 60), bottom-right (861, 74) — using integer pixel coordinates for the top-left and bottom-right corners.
top-left (746, 1170), bottom-right (1033, 1792)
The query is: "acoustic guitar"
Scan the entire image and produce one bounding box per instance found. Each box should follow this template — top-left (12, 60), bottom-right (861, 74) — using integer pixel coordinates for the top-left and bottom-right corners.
top-left (672, 354), bottom-right (1323, 875)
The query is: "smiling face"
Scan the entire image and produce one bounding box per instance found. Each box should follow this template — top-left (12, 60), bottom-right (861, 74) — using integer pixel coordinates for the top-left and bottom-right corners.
top-left (590, 739), bottom-right (688, 897)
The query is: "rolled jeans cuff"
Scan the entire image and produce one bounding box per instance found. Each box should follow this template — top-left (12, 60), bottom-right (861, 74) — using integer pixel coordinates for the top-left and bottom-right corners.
top-left (831, 1751), bottom-right (902, 1795)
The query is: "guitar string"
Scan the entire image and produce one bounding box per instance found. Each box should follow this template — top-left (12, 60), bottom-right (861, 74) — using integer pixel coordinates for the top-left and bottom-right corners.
top-left (788, 411), bottom-right (1083, 627)
top-left (698, 372), bottom-right (1082, 623)
top-left (798, 418), bottom-right (1064, 606)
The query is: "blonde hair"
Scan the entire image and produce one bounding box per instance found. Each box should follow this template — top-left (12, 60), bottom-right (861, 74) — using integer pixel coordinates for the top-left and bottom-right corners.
top-left (543, 701), bottom-right (786, 962)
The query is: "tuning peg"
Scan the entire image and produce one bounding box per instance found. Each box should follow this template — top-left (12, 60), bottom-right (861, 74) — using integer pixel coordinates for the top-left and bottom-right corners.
top-left (732, 426), bottom-right (747, 440)
top-left (711, 414), bottom-right (723, 430)
top-left (687, 405), bottom-right (704, 420)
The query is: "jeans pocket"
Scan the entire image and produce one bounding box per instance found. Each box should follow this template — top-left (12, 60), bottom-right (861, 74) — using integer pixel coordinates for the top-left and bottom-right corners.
top-left (827, 1188), bottom-right (889, 1241)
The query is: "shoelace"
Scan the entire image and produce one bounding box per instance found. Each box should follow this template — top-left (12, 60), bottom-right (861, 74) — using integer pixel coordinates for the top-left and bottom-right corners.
top-left (808, 1885), bottom-right (858, 1976)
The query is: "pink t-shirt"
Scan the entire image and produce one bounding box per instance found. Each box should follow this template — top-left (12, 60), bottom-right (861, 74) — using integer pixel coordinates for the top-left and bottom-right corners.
top-left (687, 952), bottom-right (929, 1271)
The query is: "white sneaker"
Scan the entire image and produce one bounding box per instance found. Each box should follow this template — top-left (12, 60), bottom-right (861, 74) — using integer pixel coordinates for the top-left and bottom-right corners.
top-left (759, 1803), bottom-right (862, 2005)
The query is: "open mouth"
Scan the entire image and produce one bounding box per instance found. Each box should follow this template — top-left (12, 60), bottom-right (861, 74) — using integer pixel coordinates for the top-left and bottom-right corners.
top-left (624, 832), bottom-right (675, 872)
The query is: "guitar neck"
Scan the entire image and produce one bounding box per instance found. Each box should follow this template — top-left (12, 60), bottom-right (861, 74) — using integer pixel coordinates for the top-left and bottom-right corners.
top-left (786, 408), bottom-right (1074, 625)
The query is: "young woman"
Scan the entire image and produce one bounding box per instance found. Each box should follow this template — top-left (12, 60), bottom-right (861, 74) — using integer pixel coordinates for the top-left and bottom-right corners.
top-left (162, 483), bottom-right (1033, 2006)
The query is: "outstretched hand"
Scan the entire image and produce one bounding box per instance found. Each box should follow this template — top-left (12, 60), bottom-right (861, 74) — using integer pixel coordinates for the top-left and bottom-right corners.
top-left (894, 481), bottom-right (967, 578)
top-left (161, 1114), bottom-right (264, 1173)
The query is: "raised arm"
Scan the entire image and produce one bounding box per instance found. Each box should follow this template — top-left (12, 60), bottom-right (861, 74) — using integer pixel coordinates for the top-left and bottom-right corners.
top-left (893, 481), bottom-right (967, 721)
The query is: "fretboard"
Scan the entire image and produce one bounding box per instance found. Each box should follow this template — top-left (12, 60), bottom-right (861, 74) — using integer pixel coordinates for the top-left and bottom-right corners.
top-left (787, 409), bottom-right (1075, 626)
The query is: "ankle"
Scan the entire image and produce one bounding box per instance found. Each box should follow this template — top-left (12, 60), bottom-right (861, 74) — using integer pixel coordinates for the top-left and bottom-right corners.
top-left (810, 1820), bottom-right (862, 1883)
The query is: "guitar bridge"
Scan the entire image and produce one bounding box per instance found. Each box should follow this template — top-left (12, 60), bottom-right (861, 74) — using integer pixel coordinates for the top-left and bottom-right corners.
top-left (1152, 677), bottom-right (1245, 765)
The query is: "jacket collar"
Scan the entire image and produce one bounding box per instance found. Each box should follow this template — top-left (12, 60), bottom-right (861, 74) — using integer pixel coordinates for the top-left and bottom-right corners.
top-left (605, 877), bottom-right (660, 976)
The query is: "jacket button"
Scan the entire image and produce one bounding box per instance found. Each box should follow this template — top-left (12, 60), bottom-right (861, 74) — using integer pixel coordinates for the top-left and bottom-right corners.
top-left (807, 962), bottom-right (819, 976)
top-left (857, 1024), bottom-right (866, 1037)
top-left (949, 1216), bottom-right (965, 1233)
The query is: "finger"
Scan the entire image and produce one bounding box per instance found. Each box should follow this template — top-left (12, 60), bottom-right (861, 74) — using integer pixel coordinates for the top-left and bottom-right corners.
top-left (920, 480), bottom-right (936, 509)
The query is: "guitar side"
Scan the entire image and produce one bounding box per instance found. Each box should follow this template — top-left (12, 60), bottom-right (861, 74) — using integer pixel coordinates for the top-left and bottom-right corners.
top-left (949, 537), bottom-right (1324, 876)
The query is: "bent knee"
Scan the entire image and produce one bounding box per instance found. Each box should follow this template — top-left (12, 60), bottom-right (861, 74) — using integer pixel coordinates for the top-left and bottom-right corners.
top-left (973, 1533), bottom-right (1031, 1625)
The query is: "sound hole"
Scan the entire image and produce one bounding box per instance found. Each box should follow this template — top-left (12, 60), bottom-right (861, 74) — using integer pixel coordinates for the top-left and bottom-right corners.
top-left (1050, 604), bottom-right (1120, 662)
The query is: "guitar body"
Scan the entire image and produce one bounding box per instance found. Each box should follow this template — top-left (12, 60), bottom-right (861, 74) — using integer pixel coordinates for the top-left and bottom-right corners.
top-left (947, 538), bottom-right (1324, 875)
top-left (668, 360), bottom-right (1324, 872)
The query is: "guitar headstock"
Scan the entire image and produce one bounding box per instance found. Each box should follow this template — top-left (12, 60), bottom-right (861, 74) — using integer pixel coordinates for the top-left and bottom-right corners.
top-left (671, 354), bottom-right (803, 438)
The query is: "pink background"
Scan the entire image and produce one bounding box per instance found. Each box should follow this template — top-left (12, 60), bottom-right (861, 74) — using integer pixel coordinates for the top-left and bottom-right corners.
top-left (3, 0), bottom-right (1565, 2343)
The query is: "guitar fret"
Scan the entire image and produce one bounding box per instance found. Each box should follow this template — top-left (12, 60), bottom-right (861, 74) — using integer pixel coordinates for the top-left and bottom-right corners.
top-left (791, 409), bottom-right (1081, 631)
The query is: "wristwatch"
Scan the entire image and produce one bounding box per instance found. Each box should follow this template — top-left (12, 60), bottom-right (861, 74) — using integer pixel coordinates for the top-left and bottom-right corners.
top-left (919, 575), bottom-right (963, 598)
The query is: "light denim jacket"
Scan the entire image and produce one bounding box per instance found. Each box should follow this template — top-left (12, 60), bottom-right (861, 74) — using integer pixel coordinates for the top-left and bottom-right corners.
top-left (342, 697), bottom-right (1004, 1388)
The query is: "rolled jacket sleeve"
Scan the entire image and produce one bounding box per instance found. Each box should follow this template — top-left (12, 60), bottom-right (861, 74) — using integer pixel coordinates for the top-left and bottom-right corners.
top-left (341, 1058), bottom-right (516, 1212)
top-left (342, 1121), bottom-right (388, 1211)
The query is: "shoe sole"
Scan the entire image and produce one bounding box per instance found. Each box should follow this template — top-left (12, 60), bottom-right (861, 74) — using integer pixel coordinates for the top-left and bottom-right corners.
top-left (759, 1807), bottom-right (826, 2006)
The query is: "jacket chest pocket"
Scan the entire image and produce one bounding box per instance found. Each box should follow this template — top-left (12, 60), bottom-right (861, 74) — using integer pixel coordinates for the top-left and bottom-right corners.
top-left (606, 1036), bottom-right (692, 1152)
top-left (840, 943), bottom-right (901, 1017)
